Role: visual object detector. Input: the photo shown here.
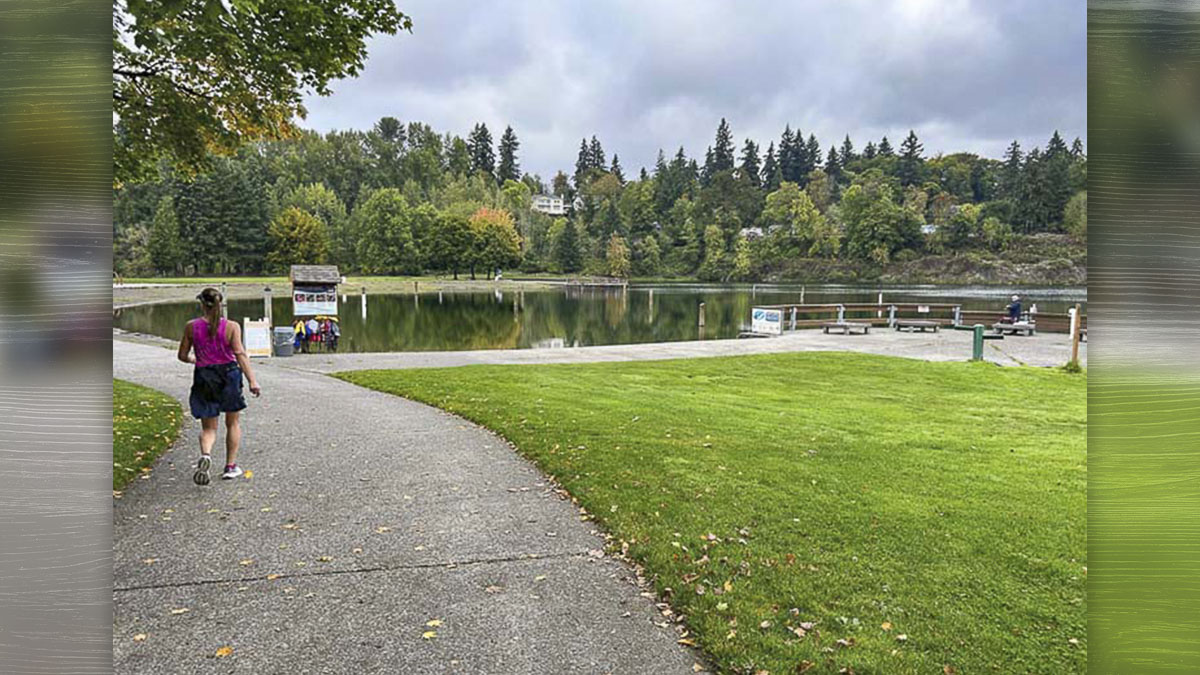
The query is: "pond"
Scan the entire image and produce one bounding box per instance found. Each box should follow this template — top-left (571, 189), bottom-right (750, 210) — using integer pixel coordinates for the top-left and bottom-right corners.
top-left (114, 284), bottom-right (1087, 353)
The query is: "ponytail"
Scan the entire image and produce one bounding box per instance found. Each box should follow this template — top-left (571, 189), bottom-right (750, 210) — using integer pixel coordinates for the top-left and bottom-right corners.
top-left (196, 288), bottom-right (223, 339)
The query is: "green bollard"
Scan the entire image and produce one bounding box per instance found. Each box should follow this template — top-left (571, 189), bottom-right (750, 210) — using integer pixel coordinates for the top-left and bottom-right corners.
top-left (972, 324), bottom-right (985, 361)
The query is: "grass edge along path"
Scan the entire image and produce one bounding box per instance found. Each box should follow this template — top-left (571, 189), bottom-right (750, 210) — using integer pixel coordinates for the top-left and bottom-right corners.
top-left (336, 352), bottom-right (1086, 674)
top-left (113, 378), bottom-right (182, 492)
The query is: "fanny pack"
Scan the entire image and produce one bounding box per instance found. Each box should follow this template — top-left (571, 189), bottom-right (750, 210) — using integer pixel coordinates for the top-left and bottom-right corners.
top-left (194, 363), bottom-right (238, 402)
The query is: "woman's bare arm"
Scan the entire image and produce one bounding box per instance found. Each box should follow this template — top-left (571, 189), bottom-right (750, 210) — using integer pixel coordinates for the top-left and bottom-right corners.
top-left (227, 322), bottom-right (262, 397)
top-left (178, 321), bottom-right (195, 364)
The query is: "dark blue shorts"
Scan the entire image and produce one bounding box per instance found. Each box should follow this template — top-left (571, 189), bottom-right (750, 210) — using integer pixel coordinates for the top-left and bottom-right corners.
top-left (190, 364), bottom-right (247, 419)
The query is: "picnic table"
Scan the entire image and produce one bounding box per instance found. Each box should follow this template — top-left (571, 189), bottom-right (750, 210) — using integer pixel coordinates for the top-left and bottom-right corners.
top-left (895, 319), bottom-right (940, 333)
top-left (993, 321), bottom-right (1036, 336)
top-left (822, 322), bottom-right (870, 335)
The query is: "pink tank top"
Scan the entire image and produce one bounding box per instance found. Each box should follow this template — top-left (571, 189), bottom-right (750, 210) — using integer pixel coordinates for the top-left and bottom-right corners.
top-left (192, 318), bottom-right (236, 367)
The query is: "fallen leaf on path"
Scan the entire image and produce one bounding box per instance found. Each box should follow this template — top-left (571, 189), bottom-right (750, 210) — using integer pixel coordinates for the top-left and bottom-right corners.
top-left (132, 633), bottom-right (147, 642)
top-left (534, 575), bottom-right (547, 581)
top-left (243, 470), bottom-right (253, 479)
top-left (215, 646), bottom-right (233, 657)
top-left (375, 526), bottom-right (391, 534)
top-left (426, 619), bottom-right (443, 627)
top-left (169, 608), bottom-right (189, 615)
top-left (693, 664), bottom-right (704, 673)
top-left (239, 559), bottom-right (254, 566)
top-left (266, 574), bottom-right (281, 580)
top-left (142, 558), bottom-right (158, 565)
top-left (421, 631), bottom-right (437, 640)
top-left (317, 556), bottom-right (333, 562)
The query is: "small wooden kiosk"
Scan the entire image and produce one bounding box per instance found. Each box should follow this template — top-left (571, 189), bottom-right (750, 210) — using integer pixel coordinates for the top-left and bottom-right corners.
top-left (289, 265), bottom-right (341, 318)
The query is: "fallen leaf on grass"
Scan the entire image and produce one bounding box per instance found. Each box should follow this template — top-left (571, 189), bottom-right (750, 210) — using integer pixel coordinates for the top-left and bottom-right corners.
top-left (693, 664), bottom-right (704, 673)
top-left (760, 620), bottom-right (772, 629)
top-left (215, 646), bottom-right (233, 657)
top-left (797, 661), bottom-right (814, 672)
top-left (881, 622), bottom-right (892, 631)
top-left (944, 666), bottom-right (957, 674)
top-left (896, 634), bottom-right (908, 642)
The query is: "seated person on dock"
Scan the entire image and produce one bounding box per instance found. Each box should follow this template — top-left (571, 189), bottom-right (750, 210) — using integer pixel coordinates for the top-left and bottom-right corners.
top-left (1005, 295), bottom-right (1022, 323)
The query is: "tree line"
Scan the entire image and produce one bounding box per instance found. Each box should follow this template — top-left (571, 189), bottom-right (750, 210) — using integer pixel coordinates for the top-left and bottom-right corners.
top-left (114, 117), bottom-right (1086, 280)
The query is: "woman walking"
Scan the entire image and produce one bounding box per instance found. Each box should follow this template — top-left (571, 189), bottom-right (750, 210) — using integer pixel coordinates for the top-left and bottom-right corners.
top-left (177, 288), bottom-right (262, 484)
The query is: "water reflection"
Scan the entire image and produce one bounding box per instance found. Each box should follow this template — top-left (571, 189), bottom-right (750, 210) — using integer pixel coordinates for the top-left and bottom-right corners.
top-left (114, 284), bottom-right (1086, 353)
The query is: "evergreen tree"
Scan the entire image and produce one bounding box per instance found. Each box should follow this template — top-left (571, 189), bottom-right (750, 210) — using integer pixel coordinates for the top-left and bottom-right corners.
top-left (1043, 131), bottom-right (1072, 224)
top-left (897, 130), bottom-right (924, 187)
top-left (1046, 130), bottom-right (1069, 159)
top-left (779, 126), bottom-right (797, 183)
top-left (840, 135), bottom-right (856, 165)
top-left (574, 138), bottom-right (591, 188)
top-left (496, 125), bottom-right (520, 185)
top-left (610, 154), bottom-right (625, 184)
top-left (639, 166), bottom-right (649, 182)
top-left (863, 141), bottom-right (877, 159)
top-left (825, 146), bottom-right (841, 181)
top-left (1016, 147), bottom-right (1049, 232)
top-left (1070, 137), bottom-right (1085, 159)
top-left (467, 123), bottom-right (495, 178)
top-left (148, 195), bottom-right (184, 274)
top-left (446, 136), bottom-right (471, 176)
top-left (701, 145), bottom-right (715, 185)
top-left (739, 139), bottom-right (761, 187)
top-left (878, 136), bottom-right (894, 156)
top-left (554, 219), bottom-right (583, 272)
top-left (654, 149), bottom-right (668, 178)
top-left (588, 136), bottom-right (606, 170)
top-left (712, 118), bottom-right (736, 172)
top-left (1000, 140), bottom-right (1023, 201)
top-left (761, 142), bottom-right (780, 191)
top-left (803, 134), bottom-right (822, 182)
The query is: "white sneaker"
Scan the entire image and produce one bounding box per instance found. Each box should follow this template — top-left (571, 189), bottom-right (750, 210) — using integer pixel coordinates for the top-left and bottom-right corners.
top-left (221, 464), bottom-right (244, 480)
top-left (193, 455), bottom-right (212, 486)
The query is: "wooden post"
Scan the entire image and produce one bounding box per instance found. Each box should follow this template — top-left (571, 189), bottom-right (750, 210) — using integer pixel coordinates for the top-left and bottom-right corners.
top-left (414, 281), bottom-right (419, 294)
top-left (263, 286), bottom-right (273, 328)
top-left (1069, 303), bottom-right (1081, 366)
top-left (791, 307), bottom-right (797, 331)
top-left (698, 302), bottom-right (706, 328)
top-left (220, 282), bottom-right (228, 318)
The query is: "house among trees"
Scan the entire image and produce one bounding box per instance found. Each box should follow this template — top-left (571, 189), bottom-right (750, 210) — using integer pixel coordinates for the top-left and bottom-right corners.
top-left (532, 194), bottom-right (568, 215)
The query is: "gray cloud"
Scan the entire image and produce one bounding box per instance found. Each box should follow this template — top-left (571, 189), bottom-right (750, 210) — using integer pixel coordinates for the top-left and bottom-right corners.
top-left (302, 0), bottom-right (1085, 181)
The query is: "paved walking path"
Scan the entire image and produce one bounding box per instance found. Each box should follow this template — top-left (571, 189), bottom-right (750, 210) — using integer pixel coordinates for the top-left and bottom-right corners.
top-left (264, 325), bottom-right (1084, 374)
top-left (113, 339), bottom-right (698, 674)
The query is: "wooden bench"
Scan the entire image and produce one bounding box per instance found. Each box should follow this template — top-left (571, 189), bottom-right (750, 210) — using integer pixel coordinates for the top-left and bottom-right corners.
top-left (822, 322), bottom-right (870, 335)
top-left (993, 321), bottom-right (1036, 336)
top-left (894, 319), bottom-right (940, 333)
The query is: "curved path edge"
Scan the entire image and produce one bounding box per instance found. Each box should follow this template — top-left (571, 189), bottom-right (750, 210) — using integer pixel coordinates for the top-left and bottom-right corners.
top-left (113, 337), bottom-right (700, 674)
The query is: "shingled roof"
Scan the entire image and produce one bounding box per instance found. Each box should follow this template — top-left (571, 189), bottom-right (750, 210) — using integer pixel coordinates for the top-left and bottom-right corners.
top-left (289, 265), bottom-right (341, 284)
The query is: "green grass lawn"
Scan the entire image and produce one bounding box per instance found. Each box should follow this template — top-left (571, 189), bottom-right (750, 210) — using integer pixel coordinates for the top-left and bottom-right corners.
top-left (113, 379), bottom-right (182, 491)
top-left (338, 353), bottom-right (1086, 674)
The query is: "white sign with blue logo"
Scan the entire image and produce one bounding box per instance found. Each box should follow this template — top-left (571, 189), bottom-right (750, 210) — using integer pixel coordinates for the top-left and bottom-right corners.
top-left (751, 307), bottom-right (783, 335)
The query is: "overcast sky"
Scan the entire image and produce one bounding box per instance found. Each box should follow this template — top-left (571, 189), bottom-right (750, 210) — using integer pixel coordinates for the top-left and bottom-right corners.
top-left (301, 0), bottom-right (1086, 181)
